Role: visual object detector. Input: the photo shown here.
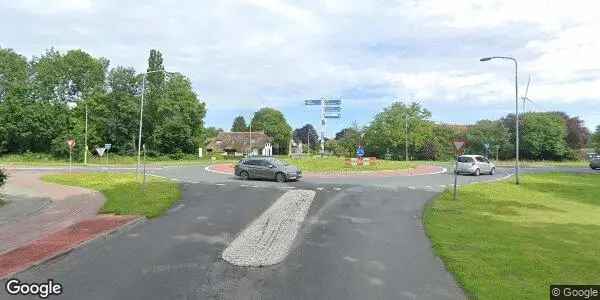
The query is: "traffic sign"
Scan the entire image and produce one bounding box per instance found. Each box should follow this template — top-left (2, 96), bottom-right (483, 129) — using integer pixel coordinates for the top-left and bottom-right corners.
top-left (66, 139), bottom-right (76, 150)
top-left (324, 99), bottom-right (341, 105)
top-left (324, 106), bottom-right (342, 112)
top-left (356, 146), bottom-right (365, 157)
top-left (105, 144), bottom-right (112, 150)
top-left (484, 143), bottom-right (490, 149)
top-left (304, 99), bottom-right (322, 105)
top-left (96, 147), bottom-right (106, 157)
top-left (453, 141), bottom-right (465, 150)
top-left (324, 114), bottom-right (340, 119)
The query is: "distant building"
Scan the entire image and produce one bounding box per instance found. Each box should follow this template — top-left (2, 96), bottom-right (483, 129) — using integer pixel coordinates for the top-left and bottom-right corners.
top-left (206, 131), bottom-right (272, 156)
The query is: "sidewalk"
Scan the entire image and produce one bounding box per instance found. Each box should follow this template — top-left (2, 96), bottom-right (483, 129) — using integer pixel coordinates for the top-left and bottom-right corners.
top-left (0, 171), bottom-right (140, 278)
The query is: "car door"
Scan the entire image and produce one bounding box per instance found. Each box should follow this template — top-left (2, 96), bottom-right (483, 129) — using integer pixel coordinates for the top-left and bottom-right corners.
top-left (476, 156), bottom-right (489, 173)
top-left (244, 160), bottom-right (259, 178)
top-left (255, 160), bottom-right (272, 179)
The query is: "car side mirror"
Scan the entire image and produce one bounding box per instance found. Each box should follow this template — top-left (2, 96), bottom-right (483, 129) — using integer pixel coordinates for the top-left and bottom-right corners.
top-left (269, 164), bottom-right (276, 168)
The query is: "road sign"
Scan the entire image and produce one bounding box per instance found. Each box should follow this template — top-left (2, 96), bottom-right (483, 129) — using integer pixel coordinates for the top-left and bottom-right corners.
top-left (324, 99), bottom-right (341, 105)
top-left (324, 106), bottom-right (342, 112)
top-left (324, 114), bottom-right (341, 119)
top-left (66, 139), bottom-right (76, 150)
top-left (356, 146), bottom-right (365, 157)
top-left (105, 144), bottom-right (112, 150)
top-left (304, 99), bottom-right (322, 105)
top-left (484, 143), bottom-right (490, 149)
top-left (96, 147), bottom-right (106, 157)
top-left (453, 141), bottom-right (465, 151)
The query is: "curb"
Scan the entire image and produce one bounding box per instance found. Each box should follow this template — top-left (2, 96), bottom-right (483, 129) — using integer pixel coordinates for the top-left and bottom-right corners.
top-left (0, 216), bottom-right (145, 279)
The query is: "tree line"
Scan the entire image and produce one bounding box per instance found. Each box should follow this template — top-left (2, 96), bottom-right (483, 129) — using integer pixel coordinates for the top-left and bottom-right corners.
top-left (229, 102), bottom-right (597, 161)
top-left (0, 47), bottom-right (206, 158)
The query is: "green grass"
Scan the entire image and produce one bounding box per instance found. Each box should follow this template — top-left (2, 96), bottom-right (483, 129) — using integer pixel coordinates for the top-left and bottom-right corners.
top-left (42, 173), bottom-right (181, 218)
top-left (0, 153), bottom-right (236, 167)
top-left (280, 156), bottom-right (416, 172)
top-left (424, 173), bottom-right (600, 299)
top-left (494, 160), bottom-right (589, 168)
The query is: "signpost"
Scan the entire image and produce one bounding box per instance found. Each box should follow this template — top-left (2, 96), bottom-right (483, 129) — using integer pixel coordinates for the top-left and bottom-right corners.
top-left (104, 144), bottom-right (112, 166)
top-left (356, 145), bottom-right (365, 158)
top-left (304, 98), bottom-right (342, 156)
top-left (453, 140), bottom-right (465, 201)
top-left (66, 139), bottom-right (76, 174)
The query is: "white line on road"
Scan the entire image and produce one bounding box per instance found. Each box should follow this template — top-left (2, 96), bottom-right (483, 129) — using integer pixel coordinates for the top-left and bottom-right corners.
top-left (215, 183), bottom-right (226, 186)
top-left (407, 186), bottom-right (416, 190)
top-left (222, 189), bottom-right (316, 267)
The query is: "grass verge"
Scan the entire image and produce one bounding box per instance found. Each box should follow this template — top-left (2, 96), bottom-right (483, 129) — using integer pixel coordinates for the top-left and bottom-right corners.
top-left (0, 153), bottom-right (235, 167)
top-left (424, 173), bottom-right (600, 299)
top-left (42, 173), bottom-right (181, 218)
top-left (281, 156), bottom-right (416, 172)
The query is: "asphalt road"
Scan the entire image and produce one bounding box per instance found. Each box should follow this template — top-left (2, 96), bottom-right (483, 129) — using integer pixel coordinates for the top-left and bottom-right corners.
top-left (3, 165), bottom-right (597, 299)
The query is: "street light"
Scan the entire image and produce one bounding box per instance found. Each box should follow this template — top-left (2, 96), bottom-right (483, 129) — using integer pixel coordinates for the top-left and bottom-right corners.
top-left (480, 56), bottom-right (519, 184)
top-left (137, 69), bottom-right (171, 177)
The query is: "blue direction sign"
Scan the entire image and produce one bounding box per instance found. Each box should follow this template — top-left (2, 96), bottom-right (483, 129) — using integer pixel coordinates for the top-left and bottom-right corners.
top-left (356, 146), bottom-right (365, 157)
top-left (324, 106), bottom-right (341, 112)
top-left (324, 99), bottom-right (341, 105)
top-left (304, 99), bottom-right (322, 105)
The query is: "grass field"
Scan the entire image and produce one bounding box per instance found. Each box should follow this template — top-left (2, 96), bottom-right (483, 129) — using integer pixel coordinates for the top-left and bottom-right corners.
top-left (494, 159), bottom-right (590, 168)
top-left (281, 156), bottom-right (416, 172)
top-left (0, 153), bottom-right (235, 167)
top-left (424, 173), bottom-right (600, 299)
top-left (42, 173), bottom-right (181, 218)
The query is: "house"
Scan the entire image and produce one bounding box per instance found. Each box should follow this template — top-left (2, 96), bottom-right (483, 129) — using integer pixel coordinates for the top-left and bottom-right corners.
top-left (206, 131), bottom-right (273, 156)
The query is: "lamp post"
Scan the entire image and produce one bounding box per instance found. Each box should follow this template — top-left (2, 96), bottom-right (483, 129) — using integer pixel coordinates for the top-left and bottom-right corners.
top-left (480, 56), bottom-right (519, 184)
top-left (137, 69), bottom-right (169, 177)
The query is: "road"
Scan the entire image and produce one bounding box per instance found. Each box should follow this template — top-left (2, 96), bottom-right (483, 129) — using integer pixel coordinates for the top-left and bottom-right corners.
top-left (3, 165), bottom-right (596, 299)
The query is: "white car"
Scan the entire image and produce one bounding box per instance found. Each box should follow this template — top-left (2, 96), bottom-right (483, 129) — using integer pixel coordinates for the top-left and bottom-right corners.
top-left (455, 155), bottom-right (496, 176)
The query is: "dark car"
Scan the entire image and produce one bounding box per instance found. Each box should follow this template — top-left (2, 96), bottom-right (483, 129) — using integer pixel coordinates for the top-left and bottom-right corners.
top-left (234, 157), bottom-right (302, 182)
top-left (591, 157), bottom-right (600, 170)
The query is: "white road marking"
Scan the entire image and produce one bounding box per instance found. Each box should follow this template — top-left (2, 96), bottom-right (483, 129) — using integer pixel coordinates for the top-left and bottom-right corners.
top-left (407, 186), bottom-right (416, 190)
top-left (215, 183), bottom-right (225, 186)
top-left (279, 186), bottom-right (295, 189)
top-left (316, 187), bottom-right (324, 191)
top-left (222, 189), bottom-right (316, 267)
top-left (333, 187), bottom-right (342, 191)
top-left (169, 204), bottom-right (185, 212)
top-left (240, 184), bottom-right (250, 187)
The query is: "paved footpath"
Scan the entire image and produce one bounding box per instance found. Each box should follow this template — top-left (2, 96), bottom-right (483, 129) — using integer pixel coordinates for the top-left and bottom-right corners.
top-left (0, 171), bottom-right (139, 278)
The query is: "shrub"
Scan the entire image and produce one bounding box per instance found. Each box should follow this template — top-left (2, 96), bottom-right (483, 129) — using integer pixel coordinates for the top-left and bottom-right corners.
top-left (0, 168), bottom-right (7, 188)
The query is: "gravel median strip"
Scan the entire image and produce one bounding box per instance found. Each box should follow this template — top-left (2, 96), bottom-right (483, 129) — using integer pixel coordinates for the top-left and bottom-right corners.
top-left (222, 189), bottom-right (316, 267)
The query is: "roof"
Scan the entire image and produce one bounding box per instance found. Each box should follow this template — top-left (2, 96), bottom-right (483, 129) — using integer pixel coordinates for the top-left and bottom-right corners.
top-left (206, 131), bottom-right (272, 152)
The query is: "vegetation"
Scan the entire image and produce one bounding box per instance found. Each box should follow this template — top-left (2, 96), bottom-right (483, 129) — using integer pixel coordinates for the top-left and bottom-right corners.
top-left (592, 125), bottom-right (600, 153)
top-left (42, 173), bottom-right (180, 218)
top-left (231, 116), bottom-right (248, 132)
top-left (424, 173), bottom-right (600, 299)
top-left (250, 107), bottom-right (292, 154)
top-left (293, 124), bottom-right (319, 152)
top-left (0, 152), bottom-right (235, 166)
top-left (0, 47), bottom-right (206, 159)
top-left (282, 156), bottom-right (415, 172)
top-left (0, 168), bottom-right (7, 206)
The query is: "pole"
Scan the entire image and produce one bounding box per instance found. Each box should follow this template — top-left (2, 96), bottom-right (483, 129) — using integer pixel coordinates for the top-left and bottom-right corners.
top-left (405, 115), bottom-right (409, 162)
top-left (320, 97), bottom-right (325, 157)
top-left (69, 149), bottom-right (72, 174)
top-left (453, 156), bottom-right (458, 200)
top-left (137, 73), bottom-right (146, 178)
top-left (514, 59), bottom-right (520, 185)
top-left (143, 144), bottom-right (147, 186)
top-left (84, 103), bottom-right (88, 165)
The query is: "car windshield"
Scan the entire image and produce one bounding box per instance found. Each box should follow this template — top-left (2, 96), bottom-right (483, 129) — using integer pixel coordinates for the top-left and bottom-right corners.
top-left (457, 156), bottom-right (474, 163)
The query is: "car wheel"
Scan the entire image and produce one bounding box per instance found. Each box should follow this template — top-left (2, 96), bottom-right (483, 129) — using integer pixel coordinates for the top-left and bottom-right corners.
top-left (275, 172), bottom-right (286, 183)
top-left (474, 169), bottom-right (480, 176)
top-left (490, 167), bottom-right (495, 175)
top-left (240, 171), bottom-right (249, 180)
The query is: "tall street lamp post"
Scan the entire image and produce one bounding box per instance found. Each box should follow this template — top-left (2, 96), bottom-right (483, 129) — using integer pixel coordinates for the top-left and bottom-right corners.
top-left (480, 56), bottom-right (519, 184)
top-left (137, 69), bottom-right (169, 177)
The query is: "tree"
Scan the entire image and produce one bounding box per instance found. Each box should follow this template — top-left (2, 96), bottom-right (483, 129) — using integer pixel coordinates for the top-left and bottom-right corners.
top-left (231, 116), bottom-right (248, 132)
top-left (332, 127), bottom-right (362, 157)
top-left (144, 49), bottom-right (166, 147)
top-left (250, 107), bottom-right (292, 154)
top-left (201, 127), bottom-right (223, 145)
top-left (466, 120), bottom-right (509, 157)
top-left (550, 112), bottom-right (590, 149)
top-left (363, 102), bottom-right (432, 159)
top-left (521, 112), bottom-right (568, 160)
top-left (0, 48), bottom-right (28, 103)
top-left (293, 124), bottom-right (319, 151)
top-left (592, 125), bottom-right (600, 153)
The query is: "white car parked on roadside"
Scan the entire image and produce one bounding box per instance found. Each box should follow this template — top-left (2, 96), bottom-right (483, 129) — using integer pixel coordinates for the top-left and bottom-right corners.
top-left (455, 155), bottom-right (496, 176)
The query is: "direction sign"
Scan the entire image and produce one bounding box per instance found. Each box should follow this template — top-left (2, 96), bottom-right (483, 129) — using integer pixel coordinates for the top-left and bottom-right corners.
top-left (453, 141), bottom-right (465, 150)
top-left (96, 147), bottom-right (106, 157)
top-left (304, 99), bottom-right (322, 105)
top-left (324, 114), bottom-right (340, 119)
top-left (105, 144), bottom-right (112, 150)
top-left (484, 143), bottom-right (490, 149)
top-left (324, 99), bottom-right (341, 105)
top-left (356, 146), bottom-right (365, 157)
top-left (66, 139), bottom-right (76, 150)
top-left (324, 106), bottom-right (342, 112)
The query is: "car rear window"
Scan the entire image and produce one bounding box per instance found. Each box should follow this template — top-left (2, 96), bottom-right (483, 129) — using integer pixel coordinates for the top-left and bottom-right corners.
top-left (457, 156), bottom-right (474, 163)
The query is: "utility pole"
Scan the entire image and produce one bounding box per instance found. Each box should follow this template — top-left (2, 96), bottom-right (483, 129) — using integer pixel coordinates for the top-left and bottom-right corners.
top-left (84, 103), bottom-right (88, 165)
top-left (405, 115), bottom-right (409, 161)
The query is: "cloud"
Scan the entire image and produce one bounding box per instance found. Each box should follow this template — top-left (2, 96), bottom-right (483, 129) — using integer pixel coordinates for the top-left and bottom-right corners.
top-left (0, 0), bottom-right (599, 131)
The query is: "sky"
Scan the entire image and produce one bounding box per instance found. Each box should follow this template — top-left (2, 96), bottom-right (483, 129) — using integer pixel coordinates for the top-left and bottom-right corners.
top-left (1, 0), bottom-right (599, 137)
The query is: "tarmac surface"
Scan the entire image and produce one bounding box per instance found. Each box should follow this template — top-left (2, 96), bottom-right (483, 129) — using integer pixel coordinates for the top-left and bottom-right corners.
top-left (1, 164), bottom-right (597, 299)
